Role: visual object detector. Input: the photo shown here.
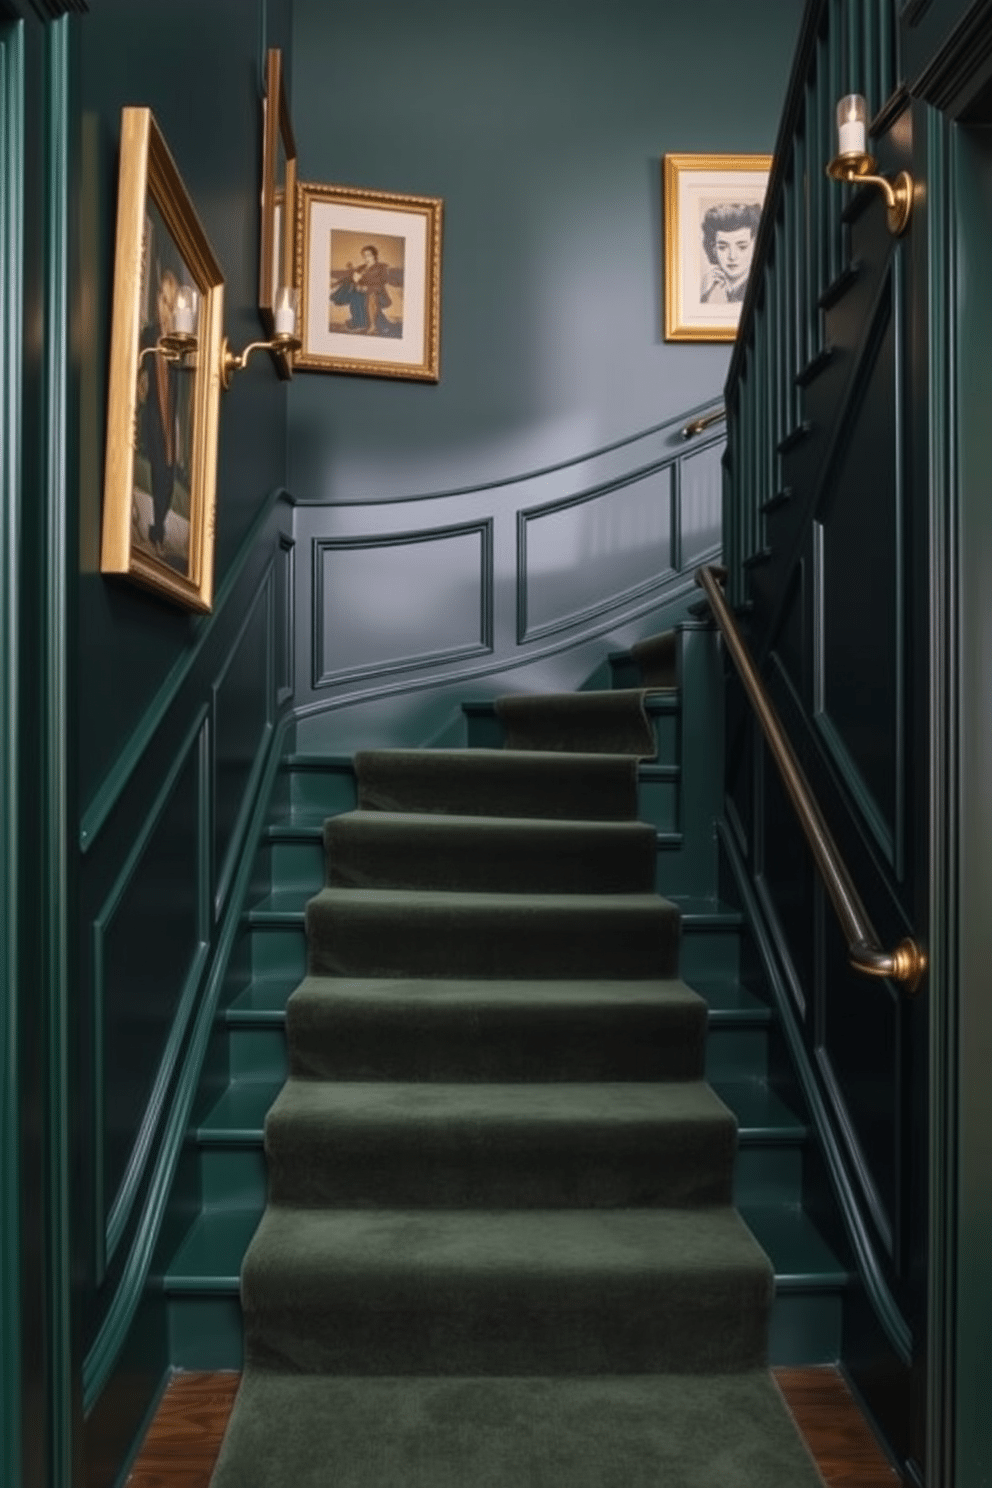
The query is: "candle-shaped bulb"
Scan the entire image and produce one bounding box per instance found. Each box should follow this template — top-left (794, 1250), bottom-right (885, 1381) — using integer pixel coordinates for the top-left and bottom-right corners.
top-left (837, 93), bottom-right (867, 157)
top-left (173, 284), bottom-right (199, 335)
top-left (274, 285), bottom-right (299, 336)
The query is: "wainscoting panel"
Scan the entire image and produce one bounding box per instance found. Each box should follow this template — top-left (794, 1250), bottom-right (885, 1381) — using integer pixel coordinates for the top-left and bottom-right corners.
top-left (92, 717), bottom-right (207, 1278)
top-left (213, 570), bottom-right (275, 920)
top-left (312, 521), bottom-right (494, 688)
top-left (814, 277), bottom-right (902, 873)
top-left (290, 407), bottom-right (725, 744)
top-left (81, 495), bottom-right (292, 1436)
top-left (519, 464), bottom-right (674, 641)
top-left (679, 441), bottom-right (724, 569)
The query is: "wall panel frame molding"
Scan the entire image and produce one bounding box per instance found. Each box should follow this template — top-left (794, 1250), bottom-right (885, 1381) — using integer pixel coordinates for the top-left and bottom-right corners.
top-left (312, 519), bottom-right (494, 689)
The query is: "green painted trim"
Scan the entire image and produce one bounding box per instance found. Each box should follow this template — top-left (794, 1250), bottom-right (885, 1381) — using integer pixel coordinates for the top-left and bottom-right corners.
top-left (82, 713), bottom-right (292, 1414)
top-left (0, 20), bottom-right (24, 1488)
top-left (79, 484), bottom-right (291, 854)
top-left (922, 102), bottom-right (956, 1488)
top-left (43, 18), bottom-right (74, 1486)
top-left (718, 816), bottom-right (913, 1364)
top-left (91, 706), bottom-right (210, 1279)
top-left (212, 563), bottom-right (276, 918)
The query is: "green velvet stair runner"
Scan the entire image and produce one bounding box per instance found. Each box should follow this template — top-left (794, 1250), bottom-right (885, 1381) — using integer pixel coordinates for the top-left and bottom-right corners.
top-left (210, 676), bottom-right (825, 1487)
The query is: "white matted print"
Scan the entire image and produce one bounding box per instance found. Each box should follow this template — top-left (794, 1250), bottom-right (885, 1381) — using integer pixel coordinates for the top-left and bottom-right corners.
top-left (663, 153), bottom-right (772, 342)
top-left (295, 181), bottom-right (442, 380)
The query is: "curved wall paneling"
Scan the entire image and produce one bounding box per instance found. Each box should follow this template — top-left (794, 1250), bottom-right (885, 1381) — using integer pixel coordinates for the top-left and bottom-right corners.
top-left (291, 409), bottom-right (725, 750)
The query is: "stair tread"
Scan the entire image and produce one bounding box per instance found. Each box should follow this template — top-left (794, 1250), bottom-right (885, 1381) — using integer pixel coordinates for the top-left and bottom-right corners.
top-left (462, 693), bottom-right (679, 716)
top-left (739, 1205), bottom-right (851, 1287)
top-left (208, 1371), bottom-right (827, 1488)
top-left (167, 1202), bottom-right (846, 1294)
top-left (227, 976), bottom-right (301, 1018)
top-left (195, 1074), bottom-right (804, 1146)
top-left (308, 887), bottom-right (676, 912)
top-left (327, 809), bottom-right (656, 837)
top-left (291, 973), bottom-right (704, 1007)
top-left (245, 1204), bottom-right (772, 1279)
top-left (711, 1080), bottom-right (807, 1136)
top-left (687, 977), bottom-right (773, 1018)
top-left (267, 1077), bottom-right (735, 1129)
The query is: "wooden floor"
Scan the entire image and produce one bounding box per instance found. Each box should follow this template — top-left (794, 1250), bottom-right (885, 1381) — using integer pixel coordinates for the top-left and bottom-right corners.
top-left (126, 1366), bottom-right (900, 1487)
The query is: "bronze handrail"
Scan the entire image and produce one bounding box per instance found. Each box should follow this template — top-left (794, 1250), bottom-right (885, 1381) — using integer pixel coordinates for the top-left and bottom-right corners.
top-left (682, 407), bottom-right (726, 440)
top-left (695, 563), bottom-right (927, 993)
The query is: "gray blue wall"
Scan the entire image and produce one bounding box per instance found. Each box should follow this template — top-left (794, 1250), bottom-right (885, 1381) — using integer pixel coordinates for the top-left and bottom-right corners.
top-left (289, 0), bottom-right (803, 505)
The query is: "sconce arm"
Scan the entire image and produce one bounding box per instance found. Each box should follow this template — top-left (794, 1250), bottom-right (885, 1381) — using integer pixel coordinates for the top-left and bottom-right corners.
top-left (221, 332), bottom-right (301, 390)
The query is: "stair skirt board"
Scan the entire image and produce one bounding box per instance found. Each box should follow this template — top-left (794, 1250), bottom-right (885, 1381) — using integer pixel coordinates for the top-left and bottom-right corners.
top-left (201, 650), bottom-right (829, 1485)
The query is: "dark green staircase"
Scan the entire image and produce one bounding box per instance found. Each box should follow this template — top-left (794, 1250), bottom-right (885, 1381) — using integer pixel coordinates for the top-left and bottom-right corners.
top-left (161, 620), bottom-right (851, 1373)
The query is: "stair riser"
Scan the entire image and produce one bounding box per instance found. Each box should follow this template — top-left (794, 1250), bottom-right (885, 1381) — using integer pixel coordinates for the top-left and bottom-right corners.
top-left (199, 1148), bottom-right (269, 1208)
top-left (288, 1009), bottom-right (706, 1083)
top-left (307, 902), bottom-right (680, 981)
top-left (679, 924), bottom-right (742, 981)
top-left (733, 1146), bottom-right (804, 1205)
top-left (636, 778), bottom-right (679, 835)
top-left (243, 1273), bottom-right (772, 1376)
top-left (464, 706), bottom-right (679, 766)
top-left (249, 926), bottom-right (306, 980)
top-left (228, 1011), bottom-right (771, 1088)
top-left (705, 1027), bottom-right (769, 1081)
top-left (165, 1286), bottom-right (842, 1373)
top-left (228, 1027), bottom-right (288, 1081)
top-left (324, 827), bottom-right (657, 896)
top-left (264, 840), bottom-right (325, 894)
top-left (265, 1122), bottom-right (737, 1210)
top-left (193, 1135), bottom-right (806, 1215)
top-left (284, 766), bottom-right (357, 817)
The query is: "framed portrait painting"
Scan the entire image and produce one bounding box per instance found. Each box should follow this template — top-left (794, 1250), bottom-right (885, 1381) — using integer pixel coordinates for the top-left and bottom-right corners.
top-left (663, 153), bottom-right (772, 342)
top-left (295, 180), bottom-right (443, 381)
top-left (101, 107), bottom-right (225, 612)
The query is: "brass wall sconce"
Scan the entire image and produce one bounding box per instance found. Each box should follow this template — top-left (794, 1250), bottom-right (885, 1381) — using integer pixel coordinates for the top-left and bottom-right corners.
top-left (146, 283), bottom-right (302, 389)
top-left (826, 94), bottom-right (912, 236)
top-left (220, 287), bottom-right (302, 388)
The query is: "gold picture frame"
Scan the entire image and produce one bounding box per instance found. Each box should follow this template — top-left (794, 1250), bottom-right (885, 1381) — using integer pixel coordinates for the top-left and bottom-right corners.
top-left (259, 46), bottom-right (297, 379)
top-left (295, 180), bottom-right (443, 381)
top-left (101, 107), bottom-right (225, 613)
top-left (663, 152), bottom-right (772, 342)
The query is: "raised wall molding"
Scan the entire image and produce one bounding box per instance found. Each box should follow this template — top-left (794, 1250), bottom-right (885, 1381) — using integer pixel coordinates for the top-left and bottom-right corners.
top-left (312, 520), bottom-right (494, 689)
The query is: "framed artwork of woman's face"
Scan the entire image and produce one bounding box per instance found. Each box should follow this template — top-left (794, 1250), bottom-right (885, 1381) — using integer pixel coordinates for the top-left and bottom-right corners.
top-left (663, 153), bottom-right (772, 342)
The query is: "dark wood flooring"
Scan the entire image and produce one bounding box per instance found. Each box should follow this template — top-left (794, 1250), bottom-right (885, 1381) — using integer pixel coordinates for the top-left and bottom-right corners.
top-left (126, 1367), bottom-right (900, 1487)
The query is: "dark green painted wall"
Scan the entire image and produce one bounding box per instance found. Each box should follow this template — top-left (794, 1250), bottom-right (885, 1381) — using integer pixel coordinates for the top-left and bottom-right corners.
top-left (288, 0), bottom-right (802, 505)
top-left (68, 4), bottom-right (295, 1483)
top-left (76, 0), bottom-right (291, 810)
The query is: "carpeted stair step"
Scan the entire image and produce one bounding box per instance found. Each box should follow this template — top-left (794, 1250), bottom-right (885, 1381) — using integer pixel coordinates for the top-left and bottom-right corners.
top-left (241, 1204), bottom-right (773, 1376)
top-left (305, 888), bottom-right (680, 979)
top-left (207, 1368), bottom-right (826, 1488)
top-left (355, 748), bottom-right (640, 820)
top-left (264, 1078), bottom-right (737, 1209)
top-left (285, 975), bottom-right (708, 1082)
top-left (324, 810), bottom-right (657, 894)
top-left (494, 688), bottom-right (658, 757)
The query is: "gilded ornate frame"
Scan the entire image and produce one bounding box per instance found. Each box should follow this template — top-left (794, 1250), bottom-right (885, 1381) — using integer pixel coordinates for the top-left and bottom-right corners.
top-left (663, 152), bottom-right (772, 342)
top-left (295, 180), bottom-right (443, 381)
top-left (101, 107), bottom-right (224, 612)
